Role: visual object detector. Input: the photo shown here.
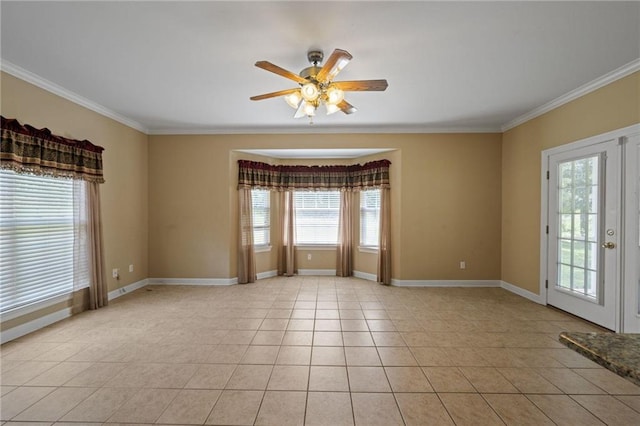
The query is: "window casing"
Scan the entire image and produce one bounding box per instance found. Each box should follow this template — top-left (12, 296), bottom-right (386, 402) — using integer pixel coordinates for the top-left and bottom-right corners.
top-left (360, 189), bottom-right (381, 248)
top-left (0, 170), bottom-right (84, 313)
top-left (251, 189), bottom-right (270, 246)
top-left (294, 191), bottom-right (340, 245)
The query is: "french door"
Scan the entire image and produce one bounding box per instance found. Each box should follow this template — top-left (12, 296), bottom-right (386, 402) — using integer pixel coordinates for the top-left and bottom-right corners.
top-left (546, 138), bottom-right (620, 330)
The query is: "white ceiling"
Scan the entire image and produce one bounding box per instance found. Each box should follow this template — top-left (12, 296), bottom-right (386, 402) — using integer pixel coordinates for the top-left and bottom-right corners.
top-left (1, 1), bottom-right (639, 135)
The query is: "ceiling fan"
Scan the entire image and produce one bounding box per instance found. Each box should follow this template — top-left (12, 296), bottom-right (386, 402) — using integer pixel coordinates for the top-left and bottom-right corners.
top-left (250, 48), bottom-right (388, 120)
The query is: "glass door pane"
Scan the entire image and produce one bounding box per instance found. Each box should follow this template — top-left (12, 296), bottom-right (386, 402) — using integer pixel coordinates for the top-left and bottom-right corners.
top-left (556, 155), bottom-right (601, 301)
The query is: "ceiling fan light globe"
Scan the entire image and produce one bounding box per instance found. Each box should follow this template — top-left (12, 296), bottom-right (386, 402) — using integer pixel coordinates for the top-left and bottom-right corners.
top-left (303, 102), bottom-right (316, 116)
top-left (301, 83), bottom-right (319, 102)
top-left (285, 92), bottom-right (302, 108)
top-left (325, 103), bottom-right (340, 115)
top-left (326, 87), bottom-right (344, 105)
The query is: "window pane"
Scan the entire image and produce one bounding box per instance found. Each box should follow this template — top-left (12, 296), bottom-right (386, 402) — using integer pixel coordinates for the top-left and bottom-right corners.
top-left (555, 155), bottom-right (600, 300)
top-left (558, 263), bottom-right (572, 290)
top-left (573, 266), bottom-right (585, 292)
top-left (0, 170), bottom-right (76, 312)
top-left (560, 239), bottom-right (572, 264)
top-left (294, 191), bottom-right (340, 245)
top-left (251, 189), bottom-right (270, 246)
top-left (360, 189), bottom-right (380, 247)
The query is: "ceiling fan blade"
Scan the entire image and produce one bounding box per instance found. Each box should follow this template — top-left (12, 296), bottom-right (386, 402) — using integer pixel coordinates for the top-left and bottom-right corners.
top-left (316, 49), bottom-right (352, 82)
top-left (255, 61), bottom-right (308, 84)
top-left (332, 79), bottom-right (389, 92)
top-left (250, 88), bottom-right (300, 101)
top-left (337, 100), bottom-right (357, 115)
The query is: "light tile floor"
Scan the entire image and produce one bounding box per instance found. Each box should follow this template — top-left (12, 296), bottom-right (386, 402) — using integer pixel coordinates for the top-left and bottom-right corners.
top-left (2, 276), bottom-right (640, 425)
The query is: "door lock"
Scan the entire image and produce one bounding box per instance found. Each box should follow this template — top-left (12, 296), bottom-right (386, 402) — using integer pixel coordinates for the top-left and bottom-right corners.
top-left (601, 242), bottom-right (616, 249)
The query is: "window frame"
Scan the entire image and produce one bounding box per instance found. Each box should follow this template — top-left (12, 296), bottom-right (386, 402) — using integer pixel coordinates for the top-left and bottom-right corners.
top-left (359, 188), bottom-right (381, 250)
top-left (0, 170), bottom-right (85, 316)
top-left (293, 190), bottom-right (341, 246)
top-left (251, 188), bottom-right (271, 249)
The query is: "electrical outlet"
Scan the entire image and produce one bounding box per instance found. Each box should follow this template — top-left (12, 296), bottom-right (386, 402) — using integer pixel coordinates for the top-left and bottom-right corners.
top-left (460, 261), bottom-right (466, 270)
top-left (129, 264), bottom-right (134, 273)
top-left (307, 253), bottom-right (312, 260)
top-left (112, 268), bottom-right (119, 279)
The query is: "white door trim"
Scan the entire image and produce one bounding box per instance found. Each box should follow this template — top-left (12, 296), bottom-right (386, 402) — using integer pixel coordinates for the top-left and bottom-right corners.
top-left (540, 124), bottom-right (640, 321)
top-left (622, 132), bottom-right (640, 332)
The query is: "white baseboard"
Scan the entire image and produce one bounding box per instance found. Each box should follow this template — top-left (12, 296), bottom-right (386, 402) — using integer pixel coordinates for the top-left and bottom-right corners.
top-left (1, 278), bottom-right (150, 344)
top-left (149, 272), bottom-right (278, 286)
top-left (353, 270), bottom-right (378, 282)
top-left (0, 307), bottom-right (72, 344)
top-left (390, 279), bottom-right (502, 287)
top-left (1, 293), bottom-right (71, 322)
top-left (108, 278), bottom-right (149, 301)
top-left (500, 280), bottom-right (545, 304)
top-left (297, 269), bottom-right (337, 276)
top-left (257, 270), bottom-right (278, 280)
top-left (387, 278), bottom-right (544, 304)
top-left (148, 277), bottom-right (238, 286)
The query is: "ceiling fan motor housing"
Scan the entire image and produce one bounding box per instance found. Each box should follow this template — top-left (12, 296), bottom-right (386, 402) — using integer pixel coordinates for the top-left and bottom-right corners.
top-left (301, 49), bottom-right (324, 80)
top-left (307, 49), bottom-right (323, 65)
top-left (300, 66), bottom-right (322, 81)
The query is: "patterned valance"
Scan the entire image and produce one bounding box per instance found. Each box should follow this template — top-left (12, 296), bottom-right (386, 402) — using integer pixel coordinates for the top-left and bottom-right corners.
top-left (238, 159), bottom-right (390, 191)
top-left (1, 116), bottom-right (105, 183)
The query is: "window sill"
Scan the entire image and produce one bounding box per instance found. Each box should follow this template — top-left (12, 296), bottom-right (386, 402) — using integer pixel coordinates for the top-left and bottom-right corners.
top-left (295, 244), bottom-right (338, 251)
top-left (255, 245), bottom-right (272, 253)
top-left (1, 292), bottom-right (72, 322)
top-left (358, 246), bottom-right (379, 254)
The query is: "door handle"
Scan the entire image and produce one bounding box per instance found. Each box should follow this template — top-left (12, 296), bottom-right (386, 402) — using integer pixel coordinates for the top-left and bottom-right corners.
top-left (601, 242), bottom-right (616, 249)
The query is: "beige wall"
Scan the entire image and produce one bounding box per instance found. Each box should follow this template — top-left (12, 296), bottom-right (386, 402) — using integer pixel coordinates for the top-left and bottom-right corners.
top-left (1, 72), bottom-right (149, 329)
top-left (501, 72), bottom-right (640, 294)
top-left (148, 133), bottom-right (502, 281)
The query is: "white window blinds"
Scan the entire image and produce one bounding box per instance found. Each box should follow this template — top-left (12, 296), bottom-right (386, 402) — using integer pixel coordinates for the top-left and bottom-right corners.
top-left (294, 191), bottom-right (340, 245)
top-left (0, 170), bottom-right (78, 313)
top-left (360, 189), bottom-right (381, 247)
top-left (251, 189), bottom-right (270, 246)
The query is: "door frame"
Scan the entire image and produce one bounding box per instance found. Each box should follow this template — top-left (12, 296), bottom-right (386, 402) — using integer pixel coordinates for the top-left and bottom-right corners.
top-left (623, 132), bottom-right (640, 332)
top-left (540, 124), bottom-right (640, 332)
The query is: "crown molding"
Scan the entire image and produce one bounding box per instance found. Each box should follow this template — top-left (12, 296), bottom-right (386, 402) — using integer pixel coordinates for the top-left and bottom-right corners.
top-left (1, 60), bottom-right (148, 134)
top-left (502, 58), bottom-right (640, 132)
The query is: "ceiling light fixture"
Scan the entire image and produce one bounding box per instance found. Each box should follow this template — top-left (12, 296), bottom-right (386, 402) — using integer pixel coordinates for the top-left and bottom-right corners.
top-left (287, 53), bottom-right (347, 120)
top-left (250, 48), bottom-right (389, 122)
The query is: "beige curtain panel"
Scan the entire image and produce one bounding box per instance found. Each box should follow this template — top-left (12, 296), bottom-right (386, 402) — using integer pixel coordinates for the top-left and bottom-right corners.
top-left (72, 180), bottom-right (108, 311)
top-left (336, 191), bottom-right (354, 277)
top-left (237, 188), bottom-right (256, 284)
top-left (86, 181), bottom-right (108, 308)
top-left (277, 191), bottom-right (296, 276)
top-left (378, 187), bottom-right (392, 285)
